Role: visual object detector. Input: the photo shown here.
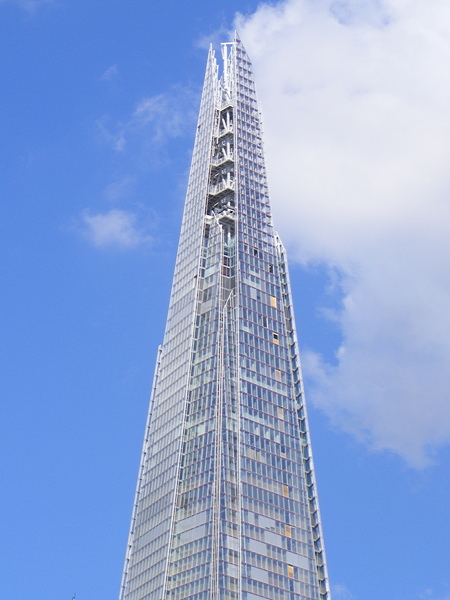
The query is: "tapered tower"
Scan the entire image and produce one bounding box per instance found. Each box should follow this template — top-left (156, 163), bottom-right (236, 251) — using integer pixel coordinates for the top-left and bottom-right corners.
top-left (119, 36), bottom-right (331, 600)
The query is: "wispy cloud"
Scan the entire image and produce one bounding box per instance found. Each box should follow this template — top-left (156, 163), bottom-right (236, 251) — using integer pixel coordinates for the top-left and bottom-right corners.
top-left (102, 176), bottom-right (136, 202)
top-left (196, 24), bottom-right (233, 50)
top-left (100, 64), bottom-right (118, 82)
top-left (332, 584), bottom-right (354, 600)
top-left (96, 116), bottom-right (127, 152)
top-left (238, 0), bottom-right (450, 466)
top-left (77, 209), bottom-right (152, 249)
top-left (83, 85), bottom-right (195, 252)
top-left (0, 0), bottom-right (54, 12)
top-left (97, 86), bottom-right (199, 155)
top-left (419, 589), bottom-right (450, 600)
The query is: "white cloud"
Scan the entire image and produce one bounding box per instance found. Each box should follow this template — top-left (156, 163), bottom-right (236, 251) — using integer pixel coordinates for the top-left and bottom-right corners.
top-left (97, 87), bottom-right (198, 154)
top-left (237, 0), bottom-right (450, 466)
top-left (78, 209), bottom-right (151, 249)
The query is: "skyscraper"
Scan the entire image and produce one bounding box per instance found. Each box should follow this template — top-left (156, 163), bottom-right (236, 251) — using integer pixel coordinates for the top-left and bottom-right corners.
top-left (119, 36), bottom-right (331, 600)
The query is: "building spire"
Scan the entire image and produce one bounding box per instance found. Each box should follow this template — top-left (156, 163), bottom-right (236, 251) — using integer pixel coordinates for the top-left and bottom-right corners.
top-left (118, 38), bottom-right (332, 600)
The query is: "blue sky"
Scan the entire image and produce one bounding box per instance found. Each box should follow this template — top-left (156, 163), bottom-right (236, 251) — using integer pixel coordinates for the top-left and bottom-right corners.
top-left (1, 1), bottom-right (450, 600)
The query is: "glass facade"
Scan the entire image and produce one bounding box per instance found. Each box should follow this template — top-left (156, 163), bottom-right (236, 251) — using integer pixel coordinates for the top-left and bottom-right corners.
top-left (119, 37), bottom-right (331, 600)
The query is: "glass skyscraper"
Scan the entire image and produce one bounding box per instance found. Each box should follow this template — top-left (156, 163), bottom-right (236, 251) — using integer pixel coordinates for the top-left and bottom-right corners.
top-left (119, 36), bottom-right (331, 600)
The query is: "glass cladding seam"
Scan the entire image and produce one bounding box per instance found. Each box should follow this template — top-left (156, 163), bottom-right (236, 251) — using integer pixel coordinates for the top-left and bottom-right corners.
top-left (122, 51), bottom-right (218, 600)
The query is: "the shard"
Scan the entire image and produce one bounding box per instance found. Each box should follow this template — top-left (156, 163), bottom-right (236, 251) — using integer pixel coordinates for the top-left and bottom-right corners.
top-left (119, 36), bottom-right (331, 600)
